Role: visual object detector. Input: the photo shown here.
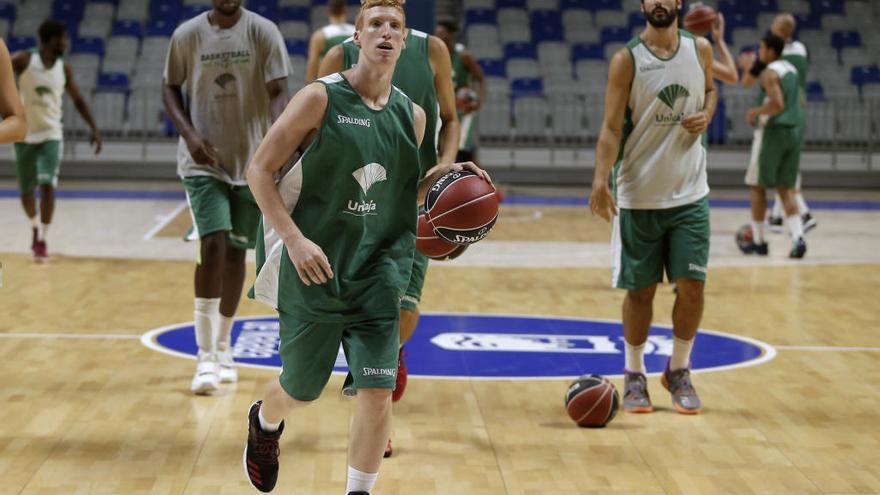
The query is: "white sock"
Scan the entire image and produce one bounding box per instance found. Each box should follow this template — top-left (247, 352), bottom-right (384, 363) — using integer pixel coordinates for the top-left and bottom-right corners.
top-left (258, 406), bottom-right (282, 433)
top-left (771, 193), bottom-right (783, 218)
top-left (29, 216), bottom-right (38, 228)
top-left (40, 223), bottom-right (50, 241)
top-left (345, 466), bottom-right (378, 494)
top-left (751, 220), bottom-right (766, 244)
top-left (795, 193), bottom-right (809, 216)
top-left (216, 315), bottom-right (234, 352)
top-left (669, 336), bottom-right (694, 371)
top-left (787, 214), bottom-right (804, 241)
top-left (194, 297), bottom-right (220, 354)
top-left (624, 341), bottom-right (646, 374)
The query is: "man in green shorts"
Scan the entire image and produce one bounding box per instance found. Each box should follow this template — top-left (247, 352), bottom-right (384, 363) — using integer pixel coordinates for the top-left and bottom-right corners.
top-left (590, 0), bottom-right (716, 415)
top-left (11, 20), bottom-right (102, 262)
top-left (741, 33), bottom-right (806, 258)
top-left (241, 2), bottom-right (489, 492)
top-left (435, 19), bottom-right (485, 163)
top-left (162, 0), bottom-right (290, 394)
top-left (318, 0), bottom-right (461, 442)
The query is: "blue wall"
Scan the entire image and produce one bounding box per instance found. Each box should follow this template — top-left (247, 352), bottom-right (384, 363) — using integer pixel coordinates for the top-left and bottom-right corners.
top-left (405, 1), bottom-right (435, 34)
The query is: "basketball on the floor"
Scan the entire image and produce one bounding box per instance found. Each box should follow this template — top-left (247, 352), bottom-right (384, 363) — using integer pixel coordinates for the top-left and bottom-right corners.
top-left (416, 208), bottom-right (468, 260)
top-left (735, 223), bottom-right (754, 252)
top-left (425, 170), bottom-right (499, 245)
top-left (565, 374), bottom-right (619, 428)
top-left (683, 3), bottom-right (717, 36)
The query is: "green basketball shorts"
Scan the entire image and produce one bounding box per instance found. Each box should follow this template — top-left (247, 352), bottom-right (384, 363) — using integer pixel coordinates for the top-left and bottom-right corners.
top-left (401, 251), bottom-right (429, 312)
top-left (14, 140), bottom-right (63, 193)
top-left (182, 176), bottom-right (260, 250)
top-left (611, 197), bottom-right (710, 290)
top-left (277, 310), bottom-right (400, 401)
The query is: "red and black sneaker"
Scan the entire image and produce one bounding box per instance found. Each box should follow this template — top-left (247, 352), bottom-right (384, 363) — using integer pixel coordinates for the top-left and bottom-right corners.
top-left (243, 401), bottom-right (284, 492)
top-left (391, 347), bottom-right (407, 403)
top-left (384, 438), bottom-right (393, 458)
top-left (33, 239), bottom-right (48, 262)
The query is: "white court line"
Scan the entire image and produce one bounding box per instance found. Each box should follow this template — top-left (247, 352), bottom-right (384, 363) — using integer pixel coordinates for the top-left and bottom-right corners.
top-left (142, 201), bottom-right (188, 240)
top-left (0, 332), bottom-right (140, 340)
top-left (775, 345), bottom-right (880, 352)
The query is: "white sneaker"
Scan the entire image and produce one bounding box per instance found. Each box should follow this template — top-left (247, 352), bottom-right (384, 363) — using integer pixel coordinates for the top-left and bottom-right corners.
top-left (217, 348), bottom-right (238, 383)
top-left (190, 352), bottom-right (220, 395)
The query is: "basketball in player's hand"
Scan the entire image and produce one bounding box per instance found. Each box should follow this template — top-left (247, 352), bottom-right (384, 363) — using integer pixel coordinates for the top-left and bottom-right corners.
top-left (683, 3), bottom-right (717, 36)
top-left (416, 208), bottom-right (469, 260)
top-left (425, 170), bottom-right (499, 245)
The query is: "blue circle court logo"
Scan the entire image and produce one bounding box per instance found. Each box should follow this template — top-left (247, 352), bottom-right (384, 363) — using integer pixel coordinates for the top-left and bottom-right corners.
top-left (140, 313), bottom-right (776, 379)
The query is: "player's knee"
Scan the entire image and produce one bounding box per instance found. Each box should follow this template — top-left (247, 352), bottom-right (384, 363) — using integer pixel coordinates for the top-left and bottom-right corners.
top-left (675, 279), bottom-right (704, 302)
top-left (199, 232), bottom-right (226, 265)
top-left (357, 388), bottom-right (392, 413)
top-left (627, 286), bottom-right (657, 305)
top-left (225, 245), bottom-right (246, 263)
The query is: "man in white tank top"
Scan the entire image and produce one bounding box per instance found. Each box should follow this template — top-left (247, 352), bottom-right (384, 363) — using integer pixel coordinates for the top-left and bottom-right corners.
top-left (589, 0), bottom-right (717, 415)
top-left (11, 20), bottom-right (102, 262)
top-left (305, 0), bottom-right (356, 82)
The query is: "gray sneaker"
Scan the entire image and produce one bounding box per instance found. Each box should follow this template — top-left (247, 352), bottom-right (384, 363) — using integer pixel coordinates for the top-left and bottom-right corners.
top-left (623, 371), bottom-right (653, 413)
top-left (661, 364), bottom-right (702, 414)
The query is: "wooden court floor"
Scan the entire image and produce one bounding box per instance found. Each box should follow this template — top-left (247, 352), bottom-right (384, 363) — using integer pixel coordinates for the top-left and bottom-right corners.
top-left (1, 194), bottom-right (879, 495)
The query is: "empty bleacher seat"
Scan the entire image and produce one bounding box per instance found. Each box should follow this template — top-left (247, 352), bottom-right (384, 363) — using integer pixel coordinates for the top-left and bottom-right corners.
top-left (112, 20), bottom-right (142, 37)
top-left (53, 0), bottom-right (86, 23)
top-left (98, 72), bottom-right (130, 92)
top-left (7, 35), bottom-right (36, 52)
top-left (831, 31), bottom-right (862, 50)
top-left (0, 2), bottom-right (16, 21)
top-left (278, 5), bottom-right (309, 22)
top-left (479, 59), bottom-right (506, 78)
top-left (117, 0), bottom-right (148, 22)
top-left (181, 3), bottom-right (210, 19)
top-left (497, 0), bottom-right (526, 8)
top-left (513, 95), bottom-right (548, 140)
top-left (146, 19), bottom-right (176, 37)
top-left (73, 37), bottom-right (105, 56)
top-left (527, 0), bottom-right (558, 10)
top-left (278, 21), bottom-right (309, 40)
top-left (150, 0), bottom-right (182, 22)
top-left (600, 26), bottom-right (630, 46)
top-left (531, 10), bottom-right (563, 43)
top-left (286, 39), bottom-right (307, 56)
top-left (511, 77), bottom-right (543, 96)
top-left (505, 42), bottom-right (537, 60)
top-left (571, 43), bottom-right (604, 62)
top-left (466, 8), bottom-right (496, 26)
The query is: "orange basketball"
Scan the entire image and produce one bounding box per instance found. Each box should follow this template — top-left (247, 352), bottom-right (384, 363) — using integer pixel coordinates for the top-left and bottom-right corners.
top-left (564, 375), bottom-right (619, 428)
top-left (683, 4), bottom-right (716, 36)
top-left (424, 170), bottom-right (499, 245)
top-left (416, 208), bottom-right (466, 260)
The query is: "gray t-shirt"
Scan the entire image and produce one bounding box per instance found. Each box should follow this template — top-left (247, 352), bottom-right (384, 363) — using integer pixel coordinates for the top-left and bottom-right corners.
top-left (164, 9), bottom-right (290, 184)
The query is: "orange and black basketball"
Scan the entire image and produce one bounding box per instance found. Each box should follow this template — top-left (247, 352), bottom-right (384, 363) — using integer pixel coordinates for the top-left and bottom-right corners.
top-left (735, 223), bottom-right (754, 253)
top-left (425, 170), bottom-right (499, 245)
top-left (683, 3), bottom-right (716, 36)
top-left (564, 374), bottom-right (619, 428)
top-left (416, 208), bottom-right (468, 260)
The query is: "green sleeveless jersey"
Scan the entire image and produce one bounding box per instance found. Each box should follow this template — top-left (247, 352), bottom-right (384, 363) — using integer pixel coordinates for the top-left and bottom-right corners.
top-left (781, 41), bottom-right (809, 91)
top-left (321, 23), bottom-right (355, 57)
top-left (252, 73), bottom-right (421, 322)
top-left (342, 29), bottom-right (438, 177)
top-left (451, 43), bottom-right (469, 90)
top-left (759, 60), bottom-right (802, 128)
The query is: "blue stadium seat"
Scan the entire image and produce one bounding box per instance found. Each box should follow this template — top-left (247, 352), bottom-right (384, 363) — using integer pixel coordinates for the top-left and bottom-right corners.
top-left (146, 19), bottom-right (176, 37)
top-left (794, 12), bottom-right (821, 30)
top-left (560, 0), bottom-right (589, 10)
top-left (590, 0), bottom-right (622, 12)
top-left (726, 13), bottom-right (758, 30)
top-left (53, 0), bottom-right (86, 22)
top-left (628, 12), bottom-right (644, 30)
top-left (97, 72), bottom-right (130, 92)
top-left (7, 36), bottom-right (36, 52)
top-left (511, 78), bottom-right (543, 96)
top-left (286, 39), bottom-right (308, 56)
top-left (811, 0), bottom-right (844, 15)
top-left (831, 31), bottom-right (862, 50)
top-left (504, 42), bottom-right (537, 60)
top-left (496, 0), bottom-right (526, 8)
top-left (0, 2), bottom-right (16, 22)
top-left (278, 6), bottom-right (309, 22)
top-left (73, 36), bottom-right (105, 55)
top-left (531, 11), bottom-right (563, 43)
top-left (150, 0), bottom-right (181, 23)
top-left (851, 66), bottom-right (880, 88)
top-left (755, 0), bottom-right (779, 12)
top-left (479, 59), bottom-right (506, 77)
top-left (571, 43), bottom-right (604, 62)
top-left (600, 26), bottom-right (629, 45)
top-left (182, 4), bottom-right (210, 20)
top-left (112, 20), bottom-right (142, 38)
top-left (806, 81), bottom-right (824, 102)
top-left (465, 9), bottom-right (497, 26)
top-left (249, 2), bottom-right (277, 20)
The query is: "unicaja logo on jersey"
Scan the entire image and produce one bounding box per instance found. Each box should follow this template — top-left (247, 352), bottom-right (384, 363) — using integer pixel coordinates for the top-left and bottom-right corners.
top-left (35, 86), bottom-right (52, 97)
top-left (346, 163), bottom-right (387, 216)
top-left (655, 84), bottom-right (690, 125)
top-left (214, 73), bottom-right (236, 90)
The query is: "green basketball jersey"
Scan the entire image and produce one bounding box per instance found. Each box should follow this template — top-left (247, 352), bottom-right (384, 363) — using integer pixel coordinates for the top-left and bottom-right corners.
top-left (451, 43), bottom-right (469, 91)
top-left (759, 60), bottom-right (802, 128)
top-left (252, 74), bottom-right (421, 322)
top-left (321, 23), bottom-right (355, 57)
top-left (342, 29), bottom-right (438, 177)
top-left (781, 41), bottom-right (809, 91)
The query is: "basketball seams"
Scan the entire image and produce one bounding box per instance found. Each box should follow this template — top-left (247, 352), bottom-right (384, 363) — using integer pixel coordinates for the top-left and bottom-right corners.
top-left (427, 191), bottom-right (498, 224)
top-left (425, 173), bottom-right (475, 213)
top-left (567, 382), bottom-right (613, 426)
